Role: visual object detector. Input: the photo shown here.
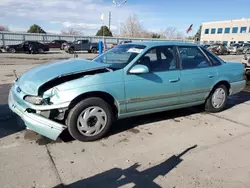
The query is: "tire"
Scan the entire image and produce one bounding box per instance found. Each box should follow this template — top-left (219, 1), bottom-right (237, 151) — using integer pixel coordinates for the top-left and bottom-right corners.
top-left (68, 48), bottom-right (74, 54)
top-left (91, 48), bottom-right (97, 53)
top-left (205, 84), bottom-right (228, 113)
top-left (9, 48), bottom-right (16, 53)
top-left (38, 48), bottom-right (44, 54)
top-left (67, 97), bottom-right (114, 142)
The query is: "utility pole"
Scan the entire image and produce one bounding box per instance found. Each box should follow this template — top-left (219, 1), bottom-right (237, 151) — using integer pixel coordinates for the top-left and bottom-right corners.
top-left (108, 12), bottom-right (111, 31)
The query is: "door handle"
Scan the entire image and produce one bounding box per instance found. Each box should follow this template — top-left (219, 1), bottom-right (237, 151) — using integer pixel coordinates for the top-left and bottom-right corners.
top-left (208, 75), bottom-right (215, 78)
top-left (169, 78), bottom-right (180, 83)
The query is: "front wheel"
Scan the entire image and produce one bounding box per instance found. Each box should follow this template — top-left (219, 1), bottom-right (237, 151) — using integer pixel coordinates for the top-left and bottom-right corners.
top-left (67, 97), bottom-right (114, 142)
top-left (91, 48), bottom-right (97, 53)
top-left (205, 85), bottom-right (228, 113)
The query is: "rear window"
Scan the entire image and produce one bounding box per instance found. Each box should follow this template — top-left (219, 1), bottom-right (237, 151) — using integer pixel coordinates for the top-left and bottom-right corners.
top-left (201, 48), bottom-right (223, 66)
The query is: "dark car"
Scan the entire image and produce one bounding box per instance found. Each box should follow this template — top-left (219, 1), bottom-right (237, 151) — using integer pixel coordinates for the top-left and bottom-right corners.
top-left (64, 40), bottom-right (98, 54)
top-left (3, 41), bottom-right (49, 54)
top-left (44, 40), bottom-right (67, 49)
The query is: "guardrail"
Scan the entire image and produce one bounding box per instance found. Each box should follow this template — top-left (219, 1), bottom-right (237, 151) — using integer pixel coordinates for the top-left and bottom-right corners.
top-left (0, 32), bottom-right (195, 47)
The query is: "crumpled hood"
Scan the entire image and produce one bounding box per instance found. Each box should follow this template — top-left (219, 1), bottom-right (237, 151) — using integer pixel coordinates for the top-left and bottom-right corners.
top-left (17, 58), bottom-right (108, 95)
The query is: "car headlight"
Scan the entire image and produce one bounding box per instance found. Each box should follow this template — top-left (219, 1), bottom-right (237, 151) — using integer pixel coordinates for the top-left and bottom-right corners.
top-left (24, 95), bottom-right (44, 105)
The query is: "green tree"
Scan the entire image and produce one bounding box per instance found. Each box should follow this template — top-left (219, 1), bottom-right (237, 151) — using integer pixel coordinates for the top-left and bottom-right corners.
top-left (96, 26), bottom-right (113, 37)
top-left (194, 25), bottom-right (202, 41)
top-left (151, 33), bottom-right (161, 38)
top-left (27, 24), bottom-right (46, 33)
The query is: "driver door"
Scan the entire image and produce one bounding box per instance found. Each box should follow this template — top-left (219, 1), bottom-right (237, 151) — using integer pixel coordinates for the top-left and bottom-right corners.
top-left (124, 46), bottom-right (181, 112)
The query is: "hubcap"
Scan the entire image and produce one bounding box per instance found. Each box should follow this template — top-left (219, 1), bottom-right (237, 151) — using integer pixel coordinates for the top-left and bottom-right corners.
top-left (212, 88), bottom-right (226, 108)
top-left (77, 106), bottom-right (107, 136)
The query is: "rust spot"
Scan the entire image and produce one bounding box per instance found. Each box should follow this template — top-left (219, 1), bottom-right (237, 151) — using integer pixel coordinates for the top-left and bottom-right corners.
top-left (173, 119), bottom-right (180, 122)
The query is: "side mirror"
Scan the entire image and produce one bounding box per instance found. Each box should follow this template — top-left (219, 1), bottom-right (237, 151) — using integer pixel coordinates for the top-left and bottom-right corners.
top-left (129, 64), bottom-right (149, 74)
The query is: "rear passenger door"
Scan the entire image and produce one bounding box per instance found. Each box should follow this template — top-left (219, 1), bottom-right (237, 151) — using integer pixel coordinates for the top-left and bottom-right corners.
top-left (178, 46), bottom-right (218, 104)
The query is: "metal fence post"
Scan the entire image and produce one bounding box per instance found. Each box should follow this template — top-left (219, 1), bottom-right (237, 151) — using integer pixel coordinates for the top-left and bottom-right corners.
top-left (23, 34), bottom-right (25, 42)
top-left (2, 33), bottom-right (5, 46)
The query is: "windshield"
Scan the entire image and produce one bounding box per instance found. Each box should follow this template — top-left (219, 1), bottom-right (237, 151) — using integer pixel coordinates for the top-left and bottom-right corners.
top-left (93, 44), bottom-right (146, 69)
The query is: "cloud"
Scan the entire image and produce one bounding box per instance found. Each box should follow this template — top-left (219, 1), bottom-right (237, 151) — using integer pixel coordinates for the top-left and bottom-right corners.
top-left (61, 21), bottom-right (117, 30)
top-left (0, 0), bottom-right (151, 35)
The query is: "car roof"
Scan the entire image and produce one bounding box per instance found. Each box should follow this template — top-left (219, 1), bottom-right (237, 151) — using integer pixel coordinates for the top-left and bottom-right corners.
top-left (127, 41), bottom-right (198, 48)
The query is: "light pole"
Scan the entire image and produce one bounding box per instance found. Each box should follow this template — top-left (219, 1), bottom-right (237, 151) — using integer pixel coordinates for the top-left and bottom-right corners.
top-left (113, 0), bottom-right (127, 37)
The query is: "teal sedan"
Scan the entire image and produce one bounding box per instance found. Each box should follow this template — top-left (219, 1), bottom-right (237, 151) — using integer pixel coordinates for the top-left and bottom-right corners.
top-left (8, 42), bottom-right (246, 141)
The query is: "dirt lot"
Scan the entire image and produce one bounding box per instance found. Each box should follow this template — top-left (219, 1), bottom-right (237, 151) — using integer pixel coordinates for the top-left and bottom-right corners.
top-left (0, 52), bottom-right (250, 188)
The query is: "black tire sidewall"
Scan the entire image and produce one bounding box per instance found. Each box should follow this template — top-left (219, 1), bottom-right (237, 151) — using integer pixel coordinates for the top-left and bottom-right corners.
top-left (9, 48), bottom-right (16, 53)
top-left (91, 48), bottom-right (97, 53)
top-left (67, 97), bottom-right (114, 141)
top-left (205, 85), bottom-right (228, 113)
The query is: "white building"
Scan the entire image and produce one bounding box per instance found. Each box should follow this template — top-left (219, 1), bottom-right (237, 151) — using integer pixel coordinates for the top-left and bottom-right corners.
top-left (200, 18), bottom-right (250, 46)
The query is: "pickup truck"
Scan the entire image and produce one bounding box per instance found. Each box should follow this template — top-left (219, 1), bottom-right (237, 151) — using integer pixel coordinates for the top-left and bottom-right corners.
top-left (64, 40), bottom-right (98, 54)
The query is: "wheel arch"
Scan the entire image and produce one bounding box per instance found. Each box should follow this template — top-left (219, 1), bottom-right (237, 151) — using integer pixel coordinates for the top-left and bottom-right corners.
top-left (208, 80), bottom-right (231, 99)
top-left (68, 91), bottom-right (119, 118)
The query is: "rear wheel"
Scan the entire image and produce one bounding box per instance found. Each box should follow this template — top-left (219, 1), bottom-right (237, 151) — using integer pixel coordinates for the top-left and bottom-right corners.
top-left (205, 84), bottom-right (228, 113)
top-left (9, 48), bottom-right (16, 53)
top-left (67, 97), bottom-right (114, 142)
top-left (38, 48), bottom-right (44, 54)
top-left (91, 48), bottom-right (97, 53)
top-left (68, 48), bottom-right (74, 54)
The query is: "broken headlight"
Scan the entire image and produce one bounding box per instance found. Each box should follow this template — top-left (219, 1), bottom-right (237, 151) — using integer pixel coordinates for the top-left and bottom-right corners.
top-left (24, 95), bottom-right (44, 105)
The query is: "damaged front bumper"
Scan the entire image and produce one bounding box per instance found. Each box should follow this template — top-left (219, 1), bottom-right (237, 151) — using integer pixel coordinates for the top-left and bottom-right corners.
top-left (8, 85), bottom-right (68, 140)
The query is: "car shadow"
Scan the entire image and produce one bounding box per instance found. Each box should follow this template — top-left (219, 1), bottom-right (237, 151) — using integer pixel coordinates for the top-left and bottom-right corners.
top-left (53, 145), bottom-right (197, 188)
top-left (0, 84), bottom-right (26, 139)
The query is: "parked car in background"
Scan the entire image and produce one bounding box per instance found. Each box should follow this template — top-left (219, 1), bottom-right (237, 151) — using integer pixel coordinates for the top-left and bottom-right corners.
top-left (243, 43), bottom-right (250, 54)
top-left (61, 41), bottom-right (73, 50)
top-left (64, 40), bottom-right (98, 54)
top-left (44, 40), bottom-right (67, 49)
top-left (119, 40), bottom-right (132, 44)
top-left (228, 43), bottom-right (250, 55)
top-left (207, 43), bottom-right (229, 55)
top-left (202, 44), bottom-right (211, 49)
top-left (3, 41), bottom-right (49, 54)
top-left (8, 42), bottom-right (246, 142)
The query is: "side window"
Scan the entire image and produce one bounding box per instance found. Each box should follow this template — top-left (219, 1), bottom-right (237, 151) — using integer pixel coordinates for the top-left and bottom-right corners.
top-left (77, 41), bottom-right (82, 44)
top-left (202, 48), bottom-right (222, 66)
top-left (178, 46), bottom-right (210, 69)
top-left (138, 46), bottom-right (177, 72)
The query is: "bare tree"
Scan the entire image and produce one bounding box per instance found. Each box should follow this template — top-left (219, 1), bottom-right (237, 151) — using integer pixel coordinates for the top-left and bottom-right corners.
top-left (120, 14), bottom-right (145, 37)
top-left (61, 28), bottom-right (83, 36)
top-left (176, 31), bottom-right (185, 40)
top-left (0, 25), bottom-right (9, 31)
top-left (162, 27), bottom-right (178, 39)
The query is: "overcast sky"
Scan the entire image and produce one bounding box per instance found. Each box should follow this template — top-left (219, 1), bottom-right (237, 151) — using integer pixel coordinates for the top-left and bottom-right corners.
top-left (0, 0), bottom-right (250, 35)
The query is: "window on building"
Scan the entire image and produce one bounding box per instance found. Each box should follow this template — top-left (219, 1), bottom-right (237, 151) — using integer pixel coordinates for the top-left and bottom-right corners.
top-left (223, 41), bottom-right (228, 46)
top-left (211, 28), bottom-right (216, 34)
top-left (224, 28), bottom-right (230, 34)
top-left (217, 28), bottom-right (223, 34)
top-left (240, 27), bottom-right (247, 33)
top-left (232, 27), bottom-right (238, 33)
top-left (205, 29), bottom-right (209, 34)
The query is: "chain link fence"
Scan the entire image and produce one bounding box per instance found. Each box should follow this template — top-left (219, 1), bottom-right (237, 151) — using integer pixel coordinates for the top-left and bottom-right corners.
top-left (0, 32), bottom-right (195, 48)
